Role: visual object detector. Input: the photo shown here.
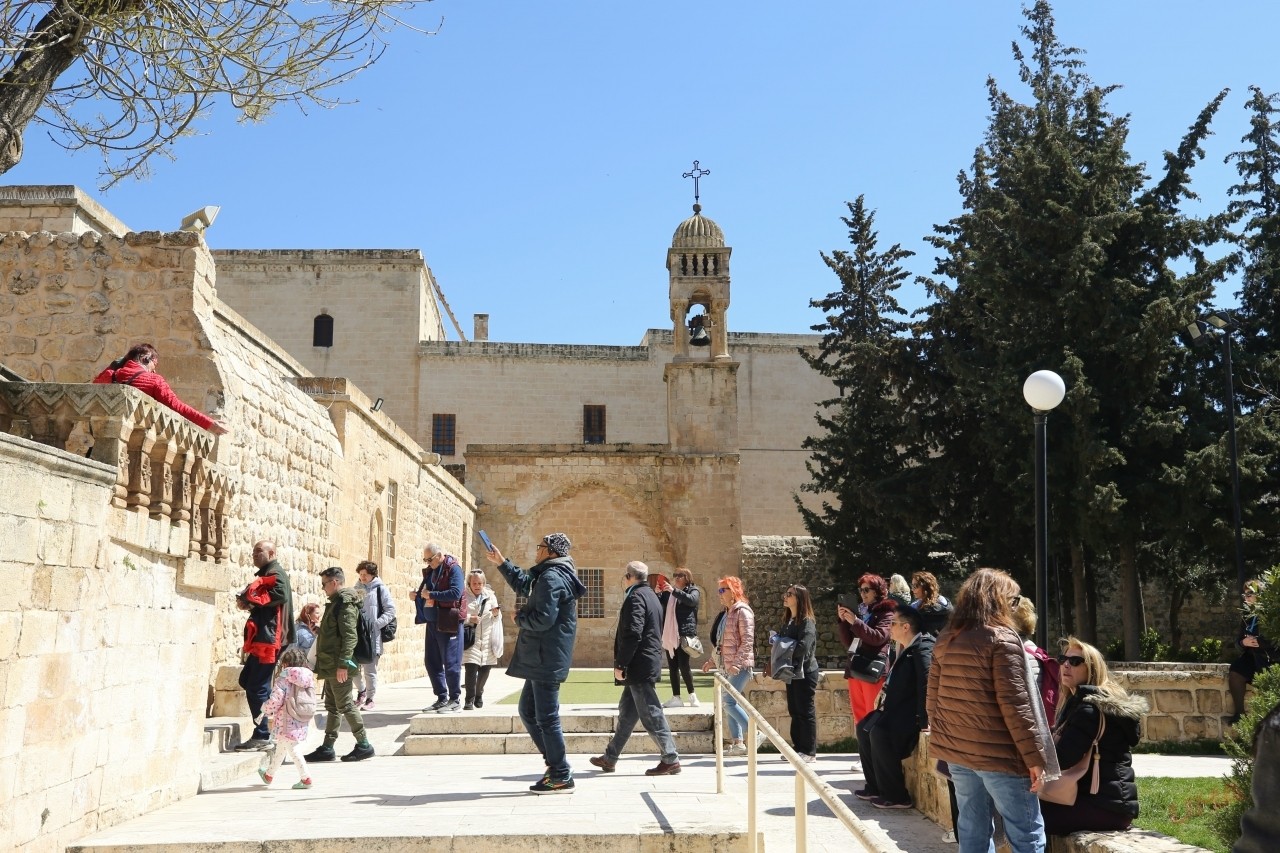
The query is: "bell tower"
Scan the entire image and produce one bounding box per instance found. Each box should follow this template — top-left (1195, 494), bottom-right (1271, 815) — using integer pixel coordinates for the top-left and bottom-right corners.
top-left (664, 185), bottom-right (738, 454)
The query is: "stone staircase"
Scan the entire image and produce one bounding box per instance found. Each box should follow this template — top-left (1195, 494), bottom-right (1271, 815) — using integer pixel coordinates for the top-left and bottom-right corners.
top-left (198, 716), bottom-right (266, 791)
top-left (404, 705), bottom-right (717, 755)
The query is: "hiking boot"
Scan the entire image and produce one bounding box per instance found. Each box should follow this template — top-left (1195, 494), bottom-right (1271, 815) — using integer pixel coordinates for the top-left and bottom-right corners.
top-left (341, 742), bottom-right (375, 762)
top-left (424, 698), bottom-right (448, 713)
top-left (529, 776), bottom-right (575, 794)
top-left (662, 696), bottom-right (685, 709)
top-left (304, 745), bottom-right (337, 762)
top-left (437, 699), bottom-right (462, 714)
top-left (234, 737), bottom-right (271, 752)
top-left (645, 761), bottom-right (681, 776)
top-left (685, 693), bottom-right (701, 707)
top-left (293, 779), bottom-right (313, 790)
top-left (589, 755), bottom-right (616, 773)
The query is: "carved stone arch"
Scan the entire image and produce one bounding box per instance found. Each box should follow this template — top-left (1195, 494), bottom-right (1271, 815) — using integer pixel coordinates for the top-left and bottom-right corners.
top-left (514, 477), bottom-right (677, 569)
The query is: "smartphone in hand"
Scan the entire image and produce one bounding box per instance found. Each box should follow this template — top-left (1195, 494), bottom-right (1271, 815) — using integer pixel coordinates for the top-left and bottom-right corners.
top-left (477, 530), bottom-right (495, 553)
top-left (837, 593), bottom-right (860, 612)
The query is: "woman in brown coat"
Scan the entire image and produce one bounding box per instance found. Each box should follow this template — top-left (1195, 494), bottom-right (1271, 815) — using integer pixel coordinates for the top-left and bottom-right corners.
top-left (926, 568), bottom-right (1052, 853)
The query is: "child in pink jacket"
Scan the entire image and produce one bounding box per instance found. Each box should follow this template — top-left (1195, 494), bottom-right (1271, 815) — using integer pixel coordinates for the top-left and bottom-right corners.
top-left (257, 645), bottom-right (316, 789)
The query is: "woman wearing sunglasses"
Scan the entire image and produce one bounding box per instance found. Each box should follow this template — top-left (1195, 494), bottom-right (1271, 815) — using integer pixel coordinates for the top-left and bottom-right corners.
top-left (1040, 638), bottom-right (1148, 836)
top-left (777, 584), bottom-right (820, 762)
top-left (837, 574), bottom-right (895, 723)
top-left (702, 577), bottom-right (756, 754)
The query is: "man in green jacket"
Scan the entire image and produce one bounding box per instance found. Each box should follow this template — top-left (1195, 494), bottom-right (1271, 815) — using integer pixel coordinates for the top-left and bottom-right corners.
top-left (305, 566), bottom-right (375, 763)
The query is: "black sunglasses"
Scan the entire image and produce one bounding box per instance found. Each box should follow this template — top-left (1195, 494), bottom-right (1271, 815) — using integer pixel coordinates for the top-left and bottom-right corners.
top-left (1058, 655), bottom-right (1086, 667)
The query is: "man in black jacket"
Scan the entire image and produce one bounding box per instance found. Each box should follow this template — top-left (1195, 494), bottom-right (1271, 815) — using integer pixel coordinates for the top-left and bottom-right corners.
top-left (590, 561), bottom-right (681, 776)
top-left (854, 603), bottom-right (934, 809)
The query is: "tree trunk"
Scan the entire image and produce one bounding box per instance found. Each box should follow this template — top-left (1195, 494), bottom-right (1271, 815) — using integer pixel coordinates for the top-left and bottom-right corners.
top-left (0, 4), bottom-right (93, 175)
top-left (1069, 541), bottom-right (1092, 642)
top-left (1168, 586), bottom-right (1186, 654)
top-left (1119, 539), bottom-right (1145, 660)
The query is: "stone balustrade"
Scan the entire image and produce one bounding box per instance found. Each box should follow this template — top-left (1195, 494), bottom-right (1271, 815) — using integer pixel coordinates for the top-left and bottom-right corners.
top-left (0, 381), bottom-right (235, 560)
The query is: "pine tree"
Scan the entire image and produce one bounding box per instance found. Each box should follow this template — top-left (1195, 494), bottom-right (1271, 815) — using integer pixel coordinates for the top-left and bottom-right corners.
top-left (797, 196), bottom-right (937, 582)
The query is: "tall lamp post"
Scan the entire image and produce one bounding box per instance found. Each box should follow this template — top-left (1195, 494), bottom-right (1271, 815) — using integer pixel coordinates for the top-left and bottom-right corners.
top-left (1187, 313), bottom-right (1247, 594)
top-left (1023, 370), bottom-right (1067, 651)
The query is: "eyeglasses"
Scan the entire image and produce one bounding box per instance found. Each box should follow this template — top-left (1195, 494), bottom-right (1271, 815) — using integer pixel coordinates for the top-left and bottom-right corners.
top-left (1011, 595), bottom-right (1023, 607)
top-left (1058, 655), bottom-right (1086, 667)
top-left (858, 587), bottom-right (875, 593)
top-left (717, 587), bottom-right (730, 593)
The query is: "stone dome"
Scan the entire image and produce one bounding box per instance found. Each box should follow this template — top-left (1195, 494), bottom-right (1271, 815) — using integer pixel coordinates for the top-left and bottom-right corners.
top-left (671, 204), bottom-right (725, 249)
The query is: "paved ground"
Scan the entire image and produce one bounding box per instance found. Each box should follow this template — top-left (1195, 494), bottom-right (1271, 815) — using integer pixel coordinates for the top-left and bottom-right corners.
top-left (72, 672), bottom-right (1233, 853)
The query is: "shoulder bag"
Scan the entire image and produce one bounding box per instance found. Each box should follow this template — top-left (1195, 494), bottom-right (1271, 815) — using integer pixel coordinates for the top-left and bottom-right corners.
top-left (1038, 714), bottom-right (1107, 806)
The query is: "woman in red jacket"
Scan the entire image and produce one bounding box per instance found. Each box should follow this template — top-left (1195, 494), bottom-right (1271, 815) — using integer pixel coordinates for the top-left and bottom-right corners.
top-left (94, 343), bottom-right (228, 434)
top-left (837, 573), bottom-right (895, 723)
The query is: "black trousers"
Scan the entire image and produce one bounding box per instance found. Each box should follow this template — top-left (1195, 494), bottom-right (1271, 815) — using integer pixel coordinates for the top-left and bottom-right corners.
top-left (856, 712), bottom-right (913, 804)
top-left (464, 663), bottom-right (492, 704)
top-left (668, 647), bottom-right (694, 694)
top-left (785, 676), bottom-right (818, 756)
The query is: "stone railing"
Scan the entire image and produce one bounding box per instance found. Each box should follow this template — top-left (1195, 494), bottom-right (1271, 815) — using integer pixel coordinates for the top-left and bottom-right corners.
top-left (0, 382), bottom-right (235, 559)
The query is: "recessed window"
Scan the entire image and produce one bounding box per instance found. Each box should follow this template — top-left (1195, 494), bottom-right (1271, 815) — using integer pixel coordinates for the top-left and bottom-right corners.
top-left (313, 313), bottom-right (334, 348)
top-left (432, 414), bottom-right (457, 456)
top-left (583, 405), bottom-right (606, 444)
top-left (386, 480), bottom-right (398, 558)
top-left (578, 568), bottom-right (604, 618)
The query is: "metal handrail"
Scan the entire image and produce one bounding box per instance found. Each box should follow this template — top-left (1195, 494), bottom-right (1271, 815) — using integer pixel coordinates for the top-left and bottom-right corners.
top-left (711, 671), bottom-right (905, 853)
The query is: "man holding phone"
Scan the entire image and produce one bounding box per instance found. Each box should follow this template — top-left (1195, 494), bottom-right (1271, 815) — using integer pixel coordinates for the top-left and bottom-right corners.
top-left (485, 532), bottom-right (586, 794)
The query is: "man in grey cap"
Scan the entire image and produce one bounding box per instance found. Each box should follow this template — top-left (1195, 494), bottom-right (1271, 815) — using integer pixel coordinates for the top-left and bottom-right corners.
top-left (590, 561), bottom-right (681, 776)
top-left (485, 532), bottom-right (586, 794)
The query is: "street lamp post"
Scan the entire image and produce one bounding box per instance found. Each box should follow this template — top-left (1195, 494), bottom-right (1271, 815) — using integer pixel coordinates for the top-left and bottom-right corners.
top-left (1187, 314), bottom-right (1247, 594)
top-left (1023, 370), bottom-right (1067, 651)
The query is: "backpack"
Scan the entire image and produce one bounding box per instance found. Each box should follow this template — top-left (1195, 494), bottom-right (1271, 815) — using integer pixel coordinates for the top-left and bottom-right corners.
top-left (283, 676), bottom-right (317, 723)
top-left (376, 582), bottom-right (397, 643)
top-left (1029, 645), bottom-right (1061, 726)
top-left (354, 604), bottom-right (378, 664)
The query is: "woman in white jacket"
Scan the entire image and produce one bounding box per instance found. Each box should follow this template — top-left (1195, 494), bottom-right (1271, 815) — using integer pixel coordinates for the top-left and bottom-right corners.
top-left (462, 569), bottom-right (502, 710)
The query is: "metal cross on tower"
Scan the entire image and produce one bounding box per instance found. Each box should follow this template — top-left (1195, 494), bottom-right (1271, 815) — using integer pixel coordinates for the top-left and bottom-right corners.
top-left (682, 160), bottom-right (710, 205)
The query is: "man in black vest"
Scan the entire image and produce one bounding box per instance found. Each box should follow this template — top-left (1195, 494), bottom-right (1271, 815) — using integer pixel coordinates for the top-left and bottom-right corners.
top-left (590, 561), bottom-right (681, 776)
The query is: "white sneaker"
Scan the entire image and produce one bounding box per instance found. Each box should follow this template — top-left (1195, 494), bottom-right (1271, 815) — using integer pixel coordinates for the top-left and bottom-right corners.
top-left (662, 696), bottom-right (685, 709)
top-left (685, 693), bottom-right (700, 707)
top-left (942, 830), bottom-right (957, 844)
top-left (727, 742), bottom-right (747, 755)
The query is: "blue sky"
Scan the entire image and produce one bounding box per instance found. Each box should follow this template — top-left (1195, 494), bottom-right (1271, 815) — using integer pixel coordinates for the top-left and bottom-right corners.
top-left (8, 1), bottom-right (1280, 344)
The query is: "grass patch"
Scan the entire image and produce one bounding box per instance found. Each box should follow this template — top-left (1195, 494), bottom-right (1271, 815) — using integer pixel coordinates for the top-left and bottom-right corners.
top-left (495, 670), bottom-right (717, 705)
top-left (1132, 738), bottom-right (1226, 756)
top-left (1134, 777), bottom-right (1236, 853)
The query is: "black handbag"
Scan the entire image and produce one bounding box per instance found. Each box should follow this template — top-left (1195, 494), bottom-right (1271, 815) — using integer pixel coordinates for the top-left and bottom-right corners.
top-left (463, 623), bottom-right (477, 649)
top-left (848, 652), bottom-right (886, 683)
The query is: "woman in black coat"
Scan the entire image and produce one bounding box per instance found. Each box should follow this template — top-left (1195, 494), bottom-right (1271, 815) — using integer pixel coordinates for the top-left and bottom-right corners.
top-left (659, 568), bottom-right (702, 708)
top-left (776, 583), bottom-right (820, 762)
top-left (1041, 638), bottom-right (1149, 836)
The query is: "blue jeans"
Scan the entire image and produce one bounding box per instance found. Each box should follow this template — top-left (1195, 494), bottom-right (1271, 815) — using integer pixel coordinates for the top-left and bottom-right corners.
top-left (605, 681), bottom-right (679, 764)
top-left (238, 657), bottom-right (274, 740)
top-left (949, 763), bottom-right (1046, 853)
top-left (424, 621), bottom-right (462, 701)
top-left (519, 679), bottom-right (570, 781)
top-left (723, 667), bottom-right (753, 740)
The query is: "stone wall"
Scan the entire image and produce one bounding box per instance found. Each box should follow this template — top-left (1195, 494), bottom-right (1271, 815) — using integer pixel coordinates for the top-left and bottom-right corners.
top-left (0, 432), bottom-right (215, 853)
top-left (465, 444), bottom-right (741, 667)
top-left (740, 535), bottom-right (847, 661)
top-left (1111, 663), bottom-right (1235, 742)
top-left (745, 672), bottom-right (855, 745)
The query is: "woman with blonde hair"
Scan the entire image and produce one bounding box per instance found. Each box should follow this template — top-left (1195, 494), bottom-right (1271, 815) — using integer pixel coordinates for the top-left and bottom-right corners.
top-left (1040, 638), bottom-right (1147, 836)
top-left (462, 569), bottom-right (502, 710)
top-left (927, 568), bottom-right (1052, 852)
top-left (702, 577), bottom-right (755, 754)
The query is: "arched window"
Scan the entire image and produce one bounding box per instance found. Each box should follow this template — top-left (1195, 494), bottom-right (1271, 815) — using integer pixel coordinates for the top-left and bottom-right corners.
top-left (313, 313), bottom-right (334, 348)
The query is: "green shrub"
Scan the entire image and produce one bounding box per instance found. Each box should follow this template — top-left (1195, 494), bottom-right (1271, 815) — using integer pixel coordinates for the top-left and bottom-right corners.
top-left (1104, 637), bottom-right (1124, 660)
top-left (1141, 627), bottom-right (1171, 662)
top-left (1212, 664), bottom-right (1280, 847)
top-left (1188, 637), bottom-right (1224, 663)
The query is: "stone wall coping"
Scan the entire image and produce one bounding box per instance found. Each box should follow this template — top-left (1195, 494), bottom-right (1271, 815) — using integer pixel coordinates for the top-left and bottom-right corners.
top-left (0, 429), bottom-right (116, 485)
top-left (419, 340), bottom-right (654, 361)
top-left (212, 248), bottom-right (425, 265)
top-left (1111, 662), bottom-right (1228, 673)
top-left (0, 183), bottom-right (130, 235)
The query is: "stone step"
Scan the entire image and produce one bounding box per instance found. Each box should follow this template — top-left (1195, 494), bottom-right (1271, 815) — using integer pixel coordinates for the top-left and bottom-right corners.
top-left (198, 716), bottom-right (263, 791)
top-left (201, 716), bottom-right (254, 755)
top-left (409, 707), bottom-right (714, 736)
top-left (404, 730), bottom-right (716, 755)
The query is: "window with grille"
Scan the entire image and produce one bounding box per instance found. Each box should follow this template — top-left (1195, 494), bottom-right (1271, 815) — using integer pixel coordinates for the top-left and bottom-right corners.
top-left (578, 568), bottom-right (604, 618)
top-left (313, 313), bottom-right (334, 347)
top-left (583, 405), bottom-right (606, 444)
top-left (386, 480), bottom-right (398, 558)
top-left (432, 414), bottom-right (456, 456)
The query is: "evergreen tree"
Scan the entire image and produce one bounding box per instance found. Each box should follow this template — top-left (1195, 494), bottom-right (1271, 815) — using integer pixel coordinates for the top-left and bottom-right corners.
top-left (797, 196), bottom-right (937, 582)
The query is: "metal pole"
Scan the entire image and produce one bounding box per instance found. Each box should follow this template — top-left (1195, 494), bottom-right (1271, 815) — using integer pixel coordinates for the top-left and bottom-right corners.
top-left (1223, 333), bottom-right (1247, 593)
top-left (1034, 411), bottom-right (1049, 651)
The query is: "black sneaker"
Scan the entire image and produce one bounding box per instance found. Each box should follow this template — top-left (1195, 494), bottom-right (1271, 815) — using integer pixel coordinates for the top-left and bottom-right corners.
top-left (304, 745), bottom-right (337, 762)
top-left (474, 697), bottom-right (484, 708)
top-left (424, 698), bottom-right (448, 713)
top-left (529, 776), bottom-right (575, 795)
top-left (341, 742), bottom-right (375, 762)
top-left (234, 737), bottom-right (271, 752)
top-left (854, 788), bottom-right (879, 801)
top-left (437, 699), bottom-right (462, 714)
